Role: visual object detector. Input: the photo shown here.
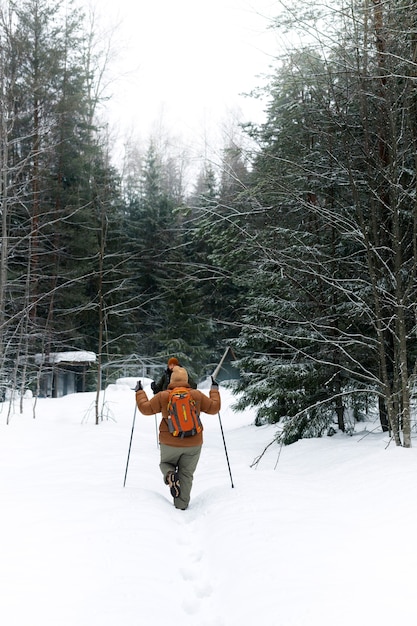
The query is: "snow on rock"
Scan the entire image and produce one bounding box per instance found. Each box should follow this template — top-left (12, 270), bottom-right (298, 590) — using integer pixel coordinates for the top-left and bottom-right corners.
top-left (112, 376), bottom-right (154, 391)
top-left (34, 350), bottom-right (96, 364)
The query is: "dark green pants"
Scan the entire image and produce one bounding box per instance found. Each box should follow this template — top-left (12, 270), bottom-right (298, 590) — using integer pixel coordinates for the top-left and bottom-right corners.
top-left (159, 443), bottom-right (202, 510)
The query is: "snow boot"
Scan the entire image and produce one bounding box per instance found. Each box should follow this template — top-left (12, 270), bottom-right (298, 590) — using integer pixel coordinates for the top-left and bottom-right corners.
top-left (166, 471), bottom-right (181, 498)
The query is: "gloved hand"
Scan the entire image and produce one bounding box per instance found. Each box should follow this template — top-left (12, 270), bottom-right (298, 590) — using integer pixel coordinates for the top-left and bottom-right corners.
top-left (151, 381), bottom-right (157, 393)
top-left (211, 376), bottom-right (219, 389)
top-left (134, 380), bottom-right (143, 392)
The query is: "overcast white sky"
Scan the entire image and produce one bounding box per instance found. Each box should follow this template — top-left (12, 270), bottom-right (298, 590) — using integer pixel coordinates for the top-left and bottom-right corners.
top-left (89, 0), bottom-right (281, 158)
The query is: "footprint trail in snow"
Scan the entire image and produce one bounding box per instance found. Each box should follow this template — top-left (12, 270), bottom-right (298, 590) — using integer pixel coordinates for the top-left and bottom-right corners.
top-left (172, 505), bottom-right (224, 626)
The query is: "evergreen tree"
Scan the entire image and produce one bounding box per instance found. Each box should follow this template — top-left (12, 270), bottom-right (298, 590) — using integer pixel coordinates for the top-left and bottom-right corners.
top-left (121, 140), bottom-right (215, 378)
top-left (185, 146), bottom-right (253, 372)
top-left (230, 1), bottom-right (417, 445)
top-left (0, 0), bottom-right (124, 395)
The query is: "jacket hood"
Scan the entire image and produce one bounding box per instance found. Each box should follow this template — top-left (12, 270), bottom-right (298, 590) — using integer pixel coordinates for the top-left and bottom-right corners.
top-left (169, 366), bottom-right (189, 387)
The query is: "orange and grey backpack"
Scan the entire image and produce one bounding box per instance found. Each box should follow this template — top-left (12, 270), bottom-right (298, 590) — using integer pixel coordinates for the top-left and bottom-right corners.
top-left (167, 388), bottom-right (203, 438)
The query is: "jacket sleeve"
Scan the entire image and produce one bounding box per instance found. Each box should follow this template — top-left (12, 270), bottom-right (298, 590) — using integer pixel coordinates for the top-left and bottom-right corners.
top-left (152, 373), bottom-right (165, 394)
top-left (135, 389), bottom-right (163, 415)
top-left (198, 388), bottom-right (221, 415)
top-left (188, 376), bottom-right (198, 389)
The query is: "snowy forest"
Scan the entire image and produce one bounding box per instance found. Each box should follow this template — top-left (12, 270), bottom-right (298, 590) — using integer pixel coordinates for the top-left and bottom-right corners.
top-left (1, 0), bottom-right (416, 447)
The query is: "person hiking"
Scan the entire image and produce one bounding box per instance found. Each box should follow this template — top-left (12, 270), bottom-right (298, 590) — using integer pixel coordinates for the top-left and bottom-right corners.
top-left (135, 365), bottom-right (220, 510)
top-left (151, 357), bottom-right (197, 394)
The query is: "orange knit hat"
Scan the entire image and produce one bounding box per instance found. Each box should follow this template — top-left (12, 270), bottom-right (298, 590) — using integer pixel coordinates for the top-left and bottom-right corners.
top-left (167, 357), bottom-right (180, 367)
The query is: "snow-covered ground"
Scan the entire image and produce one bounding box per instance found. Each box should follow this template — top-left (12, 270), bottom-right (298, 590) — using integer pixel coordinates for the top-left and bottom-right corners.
top-left (0, 379), bottom-right (416, 626)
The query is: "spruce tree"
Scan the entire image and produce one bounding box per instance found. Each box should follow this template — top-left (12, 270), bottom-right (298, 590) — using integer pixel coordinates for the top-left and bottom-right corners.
top-left (231, 0), bottom-right (417, 444)
top-left (0, 0), bottom-right (124, 396)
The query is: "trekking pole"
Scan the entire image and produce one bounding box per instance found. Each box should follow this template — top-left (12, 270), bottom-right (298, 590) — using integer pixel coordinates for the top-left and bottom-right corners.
top-left (218, 410), bottom-right (234, 488)
top-left (123, 404), bottom-right (137, 487)
top-left (154, 414), bottom-right (159, 448)
top-left (211, 354), bottom-right (235, 488)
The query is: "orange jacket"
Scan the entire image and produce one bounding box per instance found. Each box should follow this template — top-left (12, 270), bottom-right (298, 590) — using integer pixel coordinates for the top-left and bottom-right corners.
top-left (135, 382), bottom-right (221, 447)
